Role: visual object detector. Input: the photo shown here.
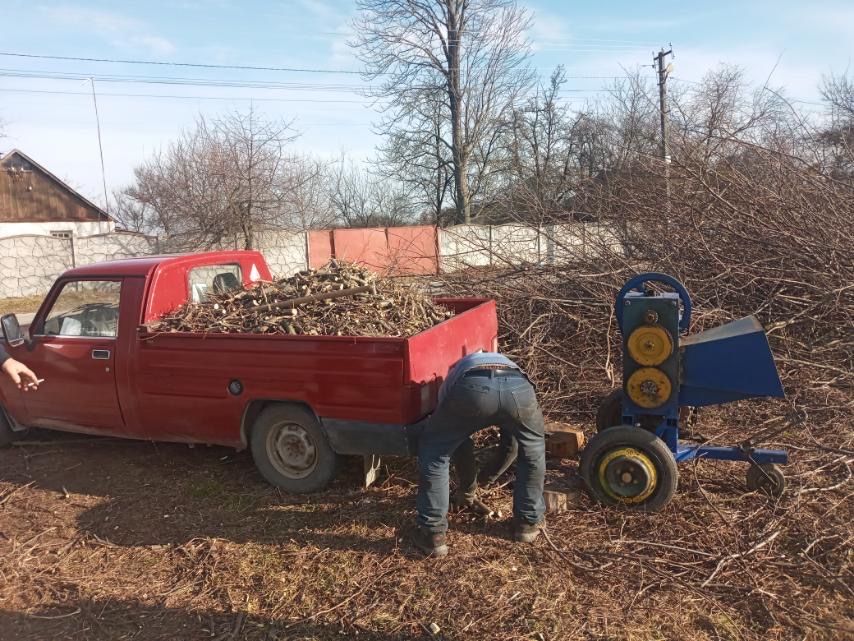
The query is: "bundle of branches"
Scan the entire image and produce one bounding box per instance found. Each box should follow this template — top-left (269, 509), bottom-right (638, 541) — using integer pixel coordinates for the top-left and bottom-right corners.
top-left (437, 130), bottom-right (853, 638)
top-left (438, 262), bottom-right (631, 419)
top-left (151, 261), bottom-right (453, 337)
top-left (580, 152), bottom-right (853, 439)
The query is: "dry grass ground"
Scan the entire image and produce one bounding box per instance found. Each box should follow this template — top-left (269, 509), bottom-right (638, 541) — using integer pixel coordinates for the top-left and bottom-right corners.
top-left (0, 295), bottom-right (44, 316)
top-left (0, 404), bottom-right (850, 641)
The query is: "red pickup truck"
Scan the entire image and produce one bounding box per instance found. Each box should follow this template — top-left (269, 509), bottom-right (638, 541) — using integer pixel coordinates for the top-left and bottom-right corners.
top-left (0, 251), bottom-right (497, 492)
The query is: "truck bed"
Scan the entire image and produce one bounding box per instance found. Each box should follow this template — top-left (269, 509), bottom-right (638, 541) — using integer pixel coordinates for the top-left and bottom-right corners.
top-left (131, 298), bottom-right (497, 446)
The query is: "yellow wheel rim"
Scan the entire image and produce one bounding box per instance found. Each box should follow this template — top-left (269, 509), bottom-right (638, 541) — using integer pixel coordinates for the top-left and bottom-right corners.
top-left (597, 446), bottom-right (658, 504)
top-left (626, 368), bottom-right (673, 409)
top-left (627, 325), bottom-right (673, 366)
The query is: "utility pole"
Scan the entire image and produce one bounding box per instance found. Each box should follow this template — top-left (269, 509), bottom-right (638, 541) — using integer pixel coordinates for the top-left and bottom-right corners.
top-left (89, 77), bottom-right (110, 233)
top-left (654, 47), bottom-right (673, 209)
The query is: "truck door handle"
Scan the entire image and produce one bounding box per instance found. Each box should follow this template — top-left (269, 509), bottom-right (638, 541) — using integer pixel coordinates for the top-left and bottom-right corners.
top-left (92, 349), bottom-right (111, 360)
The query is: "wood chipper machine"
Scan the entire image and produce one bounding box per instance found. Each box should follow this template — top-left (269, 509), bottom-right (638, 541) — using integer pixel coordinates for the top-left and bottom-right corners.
top-left (580, 273), bottom-right (789, 510)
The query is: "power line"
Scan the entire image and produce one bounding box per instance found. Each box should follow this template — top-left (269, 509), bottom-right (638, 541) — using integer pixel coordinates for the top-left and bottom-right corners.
top-left (0, 68), bottom-right (367, 91)
top-left (0, 68), bottom-right (617, 97)
top-left (0, 87), bottom-right (375, 104)
top-left (0, 51), bottom-right (366, 75)
top-left (0, 86), bottom-right (599, 108)
top-left (0, 86), bottom-right (376, 104)
top-left (0, 48), bottom-right (654, 77)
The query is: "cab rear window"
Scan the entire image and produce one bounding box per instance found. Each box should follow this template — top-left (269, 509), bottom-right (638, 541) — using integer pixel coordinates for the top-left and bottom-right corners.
top-left (188, 264), bottom-right (242, 302)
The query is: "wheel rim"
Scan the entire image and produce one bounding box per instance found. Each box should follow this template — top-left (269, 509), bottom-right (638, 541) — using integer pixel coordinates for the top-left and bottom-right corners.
top-left (748, 465), bottom-right (784, 495)
top-left (266, 422), bottom-right (318, 479)
top-left (597, 447), bottom-right (658, 504)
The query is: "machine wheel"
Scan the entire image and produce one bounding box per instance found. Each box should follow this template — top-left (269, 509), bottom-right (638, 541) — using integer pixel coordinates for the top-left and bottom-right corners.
top-left (595, 389), bottom-right (623, 432)
top-left (250, 404), bottom-right (339, 493)
top-left (580, 426), bottom-right (678, 511)
top-left (746, 463), bottom-right (785, 498)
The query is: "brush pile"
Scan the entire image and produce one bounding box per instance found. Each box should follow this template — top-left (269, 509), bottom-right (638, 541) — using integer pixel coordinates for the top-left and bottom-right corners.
top-left (150, 261), bottom-right (453, 337)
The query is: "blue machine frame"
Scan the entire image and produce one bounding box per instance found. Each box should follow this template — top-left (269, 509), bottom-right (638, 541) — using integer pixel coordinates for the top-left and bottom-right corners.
top-left (615, 273), bottom-right (788, 466)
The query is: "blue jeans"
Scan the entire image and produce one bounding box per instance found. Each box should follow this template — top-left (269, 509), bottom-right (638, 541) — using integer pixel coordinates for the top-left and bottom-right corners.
top-left (416, 373), bottom-right (546, 533)
top-left (479, 429), bottom-right (519, 485)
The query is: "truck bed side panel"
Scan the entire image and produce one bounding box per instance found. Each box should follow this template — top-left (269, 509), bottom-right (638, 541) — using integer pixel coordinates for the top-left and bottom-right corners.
top-left (133, 334), bottom-right (407, 445)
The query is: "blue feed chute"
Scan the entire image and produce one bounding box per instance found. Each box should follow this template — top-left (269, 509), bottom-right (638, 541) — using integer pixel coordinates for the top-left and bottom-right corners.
top-left (579, 273), bottom-right (790, 511)
top-left (680, 316), bottom-right (785, 407)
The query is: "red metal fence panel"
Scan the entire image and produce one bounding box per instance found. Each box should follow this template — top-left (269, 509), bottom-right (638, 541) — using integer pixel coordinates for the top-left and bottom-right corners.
top-left (385, 225), bottom-right (438, 275)
top-left (331, 228), bottom-right (388, 270)
top-left (308, 225), bottom-right (439, 275)
top-left (307, 230), bottom-right (333, 269)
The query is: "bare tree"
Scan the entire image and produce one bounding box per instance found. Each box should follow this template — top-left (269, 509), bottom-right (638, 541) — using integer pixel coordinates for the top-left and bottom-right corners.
top-left (352, 0), bottom-right (534, 224)
top-left (121, 109), bottom-right (300, 250)
top-left (328, 156), bottom-right (417, 227)
top-left (277, 155), bottom-right (339, 231)
top-left (819, 73), bottom-right (854, 177)
top-left (112, 189), bottom-right (150, 233)
top-left (822, 73), bottom-right (854, 119)
top-left (498, 66), bottom-right (597, 221)
top-left (377, 89), bottom-right (453, 224)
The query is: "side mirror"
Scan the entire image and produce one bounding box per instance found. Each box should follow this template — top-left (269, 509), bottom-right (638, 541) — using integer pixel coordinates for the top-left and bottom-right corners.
top-left (1, 314), bottom-right (24, 347)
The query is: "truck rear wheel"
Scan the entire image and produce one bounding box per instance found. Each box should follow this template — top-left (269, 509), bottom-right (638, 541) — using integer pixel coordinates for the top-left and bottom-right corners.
top-left (250, 404), bottom-right (339, 493)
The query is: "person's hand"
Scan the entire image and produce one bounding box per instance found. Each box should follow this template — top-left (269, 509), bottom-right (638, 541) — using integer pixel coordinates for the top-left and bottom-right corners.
top-left (1, 358), bottom-right (39, 391)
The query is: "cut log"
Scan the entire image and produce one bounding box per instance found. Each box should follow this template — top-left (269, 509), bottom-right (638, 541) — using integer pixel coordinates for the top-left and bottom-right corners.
top-left (543, 488), bottom-right (584, 514)
top-left (545, 423), bottom-right (586, 459)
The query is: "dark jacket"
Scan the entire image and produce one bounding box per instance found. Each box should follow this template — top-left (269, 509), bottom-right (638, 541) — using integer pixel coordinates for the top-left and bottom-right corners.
top-left (0, 345), bottom-right (8, 366)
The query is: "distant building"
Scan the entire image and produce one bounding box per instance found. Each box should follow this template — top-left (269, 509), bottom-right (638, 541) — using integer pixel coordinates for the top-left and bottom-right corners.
top-left (0, 149), bottom-right (115, 239)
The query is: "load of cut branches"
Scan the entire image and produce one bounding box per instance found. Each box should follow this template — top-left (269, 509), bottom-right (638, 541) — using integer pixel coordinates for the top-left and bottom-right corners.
top-left (150, 260), bottom-right (453, 337)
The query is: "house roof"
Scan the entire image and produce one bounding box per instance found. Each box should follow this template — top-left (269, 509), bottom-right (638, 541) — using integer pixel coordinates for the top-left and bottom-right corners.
top-left (0, 148), bottom-right (114, 222)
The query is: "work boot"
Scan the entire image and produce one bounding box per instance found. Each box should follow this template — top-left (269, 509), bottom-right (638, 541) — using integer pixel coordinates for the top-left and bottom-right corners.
top-left (413, 527), bottom-right (449, 558)
top-left (513, 518), bottom-right (544, 543)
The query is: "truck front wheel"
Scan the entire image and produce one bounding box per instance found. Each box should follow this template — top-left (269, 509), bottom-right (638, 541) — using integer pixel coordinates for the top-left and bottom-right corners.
top-left (250, 404), bottom-right (339, 493)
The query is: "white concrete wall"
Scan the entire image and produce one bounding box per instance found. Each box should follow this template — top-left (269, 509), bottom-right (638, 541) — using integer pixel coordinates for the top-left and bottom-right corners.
top-left (0, 223), bottom-right (623, 300)
top-left (256, 230), bottom-right (308, 278)
top-left (441, 222), bottom-right (623, 269)
top-left (439, 224), bottom-right (492, 272)
top-left (0, 232), bottom-right (156, 299)
top-left (75, 233), bottom-right (159, 266)
top-left (0, 235), bottom-right (74, 298)
top-left (490, 224), bottom-right (541, 265)
top-left (0, 220), bottom-right (115, 238)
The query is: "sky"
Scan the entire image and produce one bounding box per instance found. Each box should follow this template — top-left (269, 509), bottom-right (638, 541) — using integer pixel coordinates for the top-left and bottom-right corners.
top-left (0, 0), bottom-right (852, 205)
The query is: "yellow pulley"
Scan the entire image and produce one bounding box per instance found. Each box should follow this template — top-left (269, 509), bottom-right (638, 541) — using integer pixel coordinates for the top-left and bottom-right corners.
top-left (627, 325), bottom-right (673, 366)
top-left (626, 367), bottom-right (673, 408)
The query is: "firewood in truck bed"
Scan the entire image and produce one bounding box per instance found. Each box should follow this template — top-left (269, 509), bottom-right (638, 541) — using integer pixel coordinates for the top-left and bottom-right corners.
top-left (149, 261), bottom-right (454, 337)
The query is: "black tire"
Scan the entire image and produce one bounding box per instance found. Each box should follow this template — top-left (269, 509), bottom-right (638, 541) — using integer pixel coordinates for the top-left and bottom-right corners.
top-left (596, 389), bottom-right (623, 432)
top-left (746, 463), bottom-right (785, 498)
top-left (580, 425), bottom-right (678, 511)
top-left (250, 404), bottom-right (339, 493)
